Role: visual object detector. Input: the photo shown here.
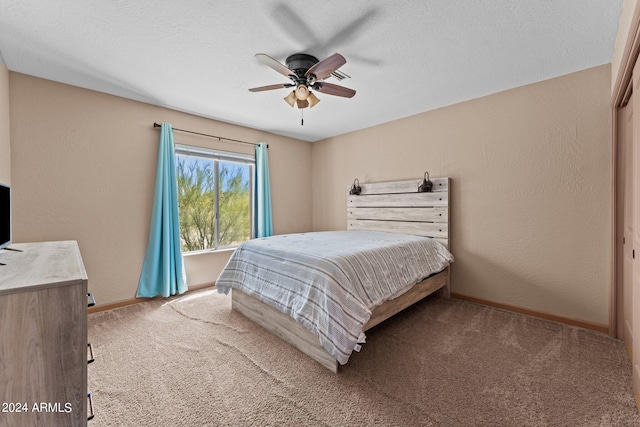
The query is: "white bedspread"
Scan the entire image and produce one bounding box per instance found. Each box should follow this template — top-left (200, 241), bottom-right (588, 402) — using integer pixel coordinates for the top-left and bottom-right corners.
top-left (215, 230), bottom-right (453, 364)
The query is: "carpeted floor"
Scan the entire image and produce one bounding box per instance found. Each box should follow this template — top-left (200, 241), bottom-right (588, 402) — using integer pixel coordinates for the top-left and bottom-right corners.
top-left (88, 288), bottom-right (640, 426)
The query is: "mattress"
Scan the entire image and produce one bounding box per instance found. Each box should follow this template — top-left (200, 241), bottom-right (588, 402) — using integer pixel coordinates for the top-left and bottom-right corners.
top-left (216, 230), bottom-right (453, 364)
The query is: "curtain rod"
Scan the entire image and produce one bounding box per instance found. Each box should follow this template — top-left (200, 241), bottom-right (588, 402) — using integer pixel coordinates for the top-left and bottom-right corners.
top-left (153, 123), bottom-right (267, 148)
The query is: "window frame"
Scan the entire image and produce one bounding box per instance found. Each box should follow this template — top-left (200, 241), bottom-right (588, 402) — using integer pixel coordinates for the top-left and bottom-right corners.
top-left (174, 143), bottom-right (255, 253)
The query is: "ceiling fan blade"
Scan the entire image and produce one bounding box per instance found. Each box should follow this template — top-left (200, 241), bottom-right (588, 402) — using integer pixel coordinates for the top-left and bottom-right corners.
top-left (305, 53), bottom-right (346, 80)
top-left (297, 99), bottom-right (309, 109)
top-left (270, 4), bottom-right (320, 51)
top-left (255, 53), bottom-right (295, 78)
top-left (322, 10), bottom-right (378, 53)
top-left (249, 83), bottom-right (292, 92)
top-left (315, 82), bottom-right (356, 98)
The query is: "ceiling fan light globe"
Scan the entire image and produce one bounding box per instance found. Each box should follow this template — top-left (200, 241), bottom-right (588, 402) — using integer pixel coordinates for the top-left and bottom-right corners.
top-left (295, 85), bottom-right (309, 100)
top-left (284, 90), bottom-right (296, 107)
top-left (307, 92), bottom-right (320, 108)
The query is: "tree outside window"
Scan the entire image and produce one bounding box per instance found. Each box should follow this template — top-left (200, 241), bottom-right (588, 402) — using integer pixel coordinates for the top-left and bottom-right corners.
top-left (175, 150), bottom-right (253, 252)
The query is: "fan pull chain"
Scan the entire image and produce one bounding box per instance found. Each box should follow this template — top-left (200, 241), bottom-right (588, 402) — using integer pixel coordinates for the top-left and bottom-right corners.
top-left (301, 108), bottom-right (304, 126)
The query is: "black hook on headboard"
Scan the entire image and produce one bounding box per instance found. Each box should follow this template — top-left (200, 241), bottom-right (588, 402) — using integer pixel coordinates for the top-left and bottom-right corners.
top-left (349, 178), bottom-right (362, 195)
top-left (418, 172), bottom-right (433, 193)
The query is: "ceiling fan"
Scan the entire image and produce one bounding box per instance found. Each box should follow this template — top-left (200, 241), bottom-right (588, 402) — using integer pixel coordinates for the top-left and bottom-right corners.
top-left (249, 53), bottom-right (356, 109)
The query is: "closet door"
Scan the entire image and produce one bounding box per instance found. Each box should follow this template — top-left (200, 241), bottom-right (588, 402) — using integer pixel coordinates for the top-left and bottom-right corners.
top-left (631, 62), bottom-right (640, 399)
top-left (619, 97), bottom-right (633, 351)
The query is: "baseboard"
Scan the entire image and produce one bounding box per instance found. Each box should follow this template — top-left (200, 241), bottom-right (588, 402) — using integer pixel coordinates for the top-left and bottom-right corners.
top-left (90, 286), bottom-right (609, 334)
top-left (450, 292), bottom-right (609, 335)
top-left (88, 282), bottom-right (215, 314)
top-left (625, 341), bottom-right (634, 362)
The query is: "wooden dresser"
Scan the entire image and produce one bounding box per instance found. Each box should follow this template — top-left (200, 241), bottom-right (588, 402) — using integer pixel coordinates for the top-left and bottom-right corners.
top-left (0, 241), bottom-right (88, 427)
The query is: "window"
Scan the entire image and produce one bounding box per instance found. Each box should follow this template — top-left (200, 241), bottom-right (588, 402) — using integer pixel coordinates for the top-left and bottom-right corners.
top-left (175, 144), bottom-right (254, 253)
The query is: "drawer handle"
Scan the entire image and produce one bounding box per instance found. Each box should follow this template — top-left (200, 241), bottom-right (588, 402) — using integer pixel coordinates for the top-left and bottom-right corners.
top-left (87, 343), bottom-right (95, 364)
top-left (87, 293), bottom-right (95, 308)
top-left (87, 393), bottom-right (95, 421)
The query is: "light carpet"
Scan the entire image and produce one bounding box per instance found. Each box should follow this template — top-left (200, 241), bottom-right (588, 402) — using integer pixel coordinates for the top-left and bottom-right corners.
top-left (88, 289), bottom-right (640, 426)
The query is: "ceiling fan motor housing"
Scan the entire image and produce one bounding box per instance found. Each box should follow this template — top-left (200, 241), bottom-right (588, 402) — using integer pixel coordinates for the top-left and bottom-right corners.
top-left (285, 53), bottom-right (319, 80)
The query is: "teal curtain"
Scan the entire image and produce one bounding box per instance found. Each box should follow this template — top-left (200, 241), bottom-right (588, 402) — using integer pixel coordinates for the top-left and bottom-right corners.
top-left (255, 143), bottom-right (273, 238)
top-left (136, 122), bottom-right (187, 298)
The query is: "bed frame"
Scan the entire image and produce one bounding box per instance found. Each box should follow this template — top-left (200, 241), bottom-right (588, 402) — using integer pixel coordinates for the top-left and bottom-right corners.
top-left (231, 177), bottom-right (451, 372)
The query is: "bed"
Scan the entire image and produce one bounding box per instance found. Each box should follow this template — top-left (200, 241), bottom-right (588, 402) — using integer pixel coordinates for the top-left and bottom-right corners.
top-left (216, 177), bottom-right (452, 372)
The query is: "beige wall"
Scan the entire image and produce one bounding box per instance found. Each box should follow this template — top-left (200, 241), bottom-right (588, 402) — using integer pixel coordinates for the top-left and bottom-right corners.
top-left (613, 0), bottom-right (638, 91)
top-left (0, 63), bottom-right (9, 185)
top-left (7, 64), bottom-right (612, 324)
top-left (312, 65), bottom-right (612, 325)
top-left (9, 73), bottom-right (312, 306)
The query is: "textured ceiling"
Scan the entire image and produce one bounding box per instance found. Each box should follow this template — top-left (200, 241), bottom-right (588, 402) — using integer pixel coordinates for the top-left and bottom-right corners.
top-left (0, 0), bottom-right (623, 142)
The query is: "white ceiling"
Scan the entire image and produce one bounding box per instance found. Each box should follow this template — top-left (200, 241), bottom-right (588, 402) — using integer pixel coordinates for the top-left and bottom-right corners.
top-left (0, 0), bottom-right (623, 142)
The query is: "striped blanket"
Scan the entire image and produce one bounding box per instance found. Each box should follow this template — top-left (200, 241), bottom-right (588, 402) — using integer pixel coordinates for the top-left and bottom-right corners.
top-left (215, 230), bottom-right (453, 365)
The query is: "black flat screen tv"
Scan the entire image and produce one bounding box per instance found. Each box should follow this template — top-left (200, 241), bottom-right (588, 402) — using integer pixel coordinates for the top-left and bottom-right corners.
top-left (0, 183), bottom-right (10, 250)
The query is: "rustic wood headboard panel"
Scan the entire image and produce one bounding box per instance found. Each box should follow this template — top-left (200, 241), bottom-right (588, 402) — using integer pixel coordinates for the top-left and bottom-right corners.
top-left (346, 177), bottom-right (450, 248)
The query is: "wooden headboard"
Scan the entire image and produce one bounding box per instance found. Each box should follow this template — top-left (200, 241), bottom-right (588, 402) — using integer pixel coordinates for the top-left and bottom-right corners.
top-left (346, 177), bottom-right (450, 248)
